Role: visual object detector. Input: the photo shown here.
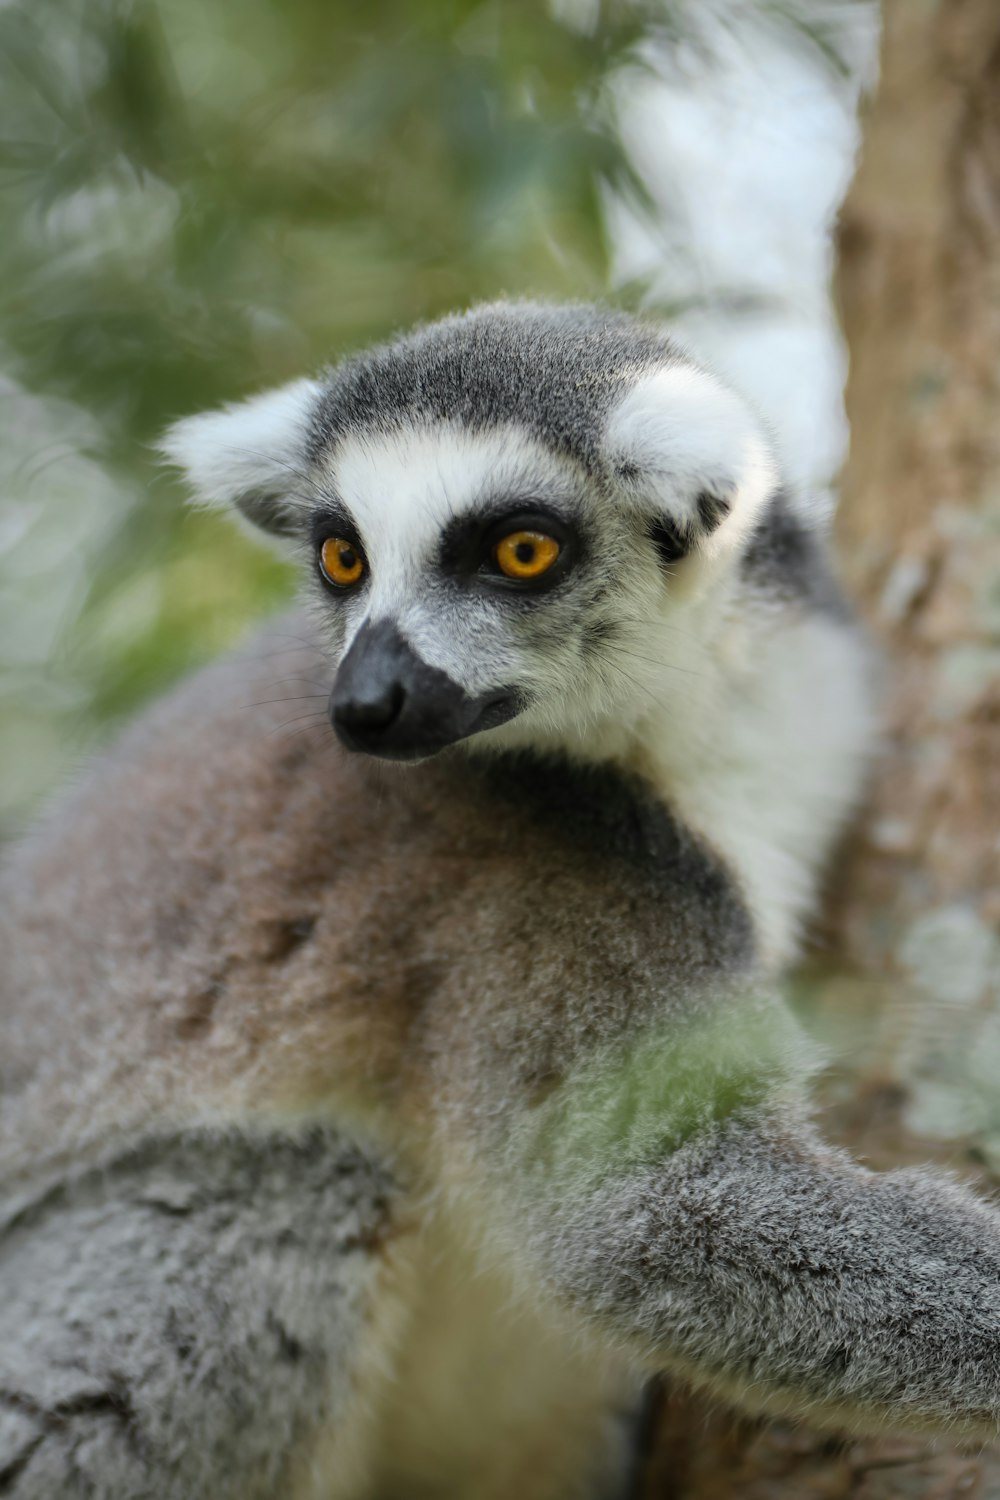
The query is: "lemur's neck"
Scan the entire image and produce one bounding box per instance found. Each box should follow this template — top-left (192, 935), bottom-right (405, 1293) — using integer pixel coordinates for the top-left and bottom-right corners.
top-left (630, 605), bottom-right (870, 969)
top-left (506, 719), bottom-right (810, 970)
top-left (483, 596), bottom-right (871, 972)
top-left (633, 723), bottom-right (810, 970)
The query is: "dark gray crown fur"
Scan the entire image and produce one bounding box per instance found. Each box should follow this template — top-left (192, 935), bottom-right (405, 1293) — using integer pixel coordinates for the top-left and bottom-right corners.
top-left (307, 301), bottom-right (688, 476)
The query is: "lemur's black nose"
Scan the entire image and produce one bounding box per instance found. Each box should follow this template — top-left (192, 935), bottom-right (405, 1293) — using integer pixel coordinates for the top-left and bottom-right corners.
top-left (333, 679), bottom-right (405, 739)
top-left (330, 620), bottom-right (519, 761)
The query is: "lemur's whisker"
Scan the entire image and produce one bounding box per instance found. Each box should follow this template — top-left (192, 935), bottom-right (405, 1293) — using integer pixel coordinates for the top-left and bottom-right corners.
top-left (276, 718), bottom-right (332, 745)
top-left (248, 642), bottom-right (326, 660)
top-left (259, 671), bottom-right (332, 689)
top-left (248, 633), bottom-right (329, 658)
top-left (599, 661), bottom-right (676, 717)
top-left (244, 693), bottom-right (329, 712)
top-left (612, 615), bottom-right (702, 645)
top-left (265, 709), bottom-right (331, 738)
top-left (602, 643), bottom-right (703, 679)
top-left (262, 679), bottom-right (331, 695)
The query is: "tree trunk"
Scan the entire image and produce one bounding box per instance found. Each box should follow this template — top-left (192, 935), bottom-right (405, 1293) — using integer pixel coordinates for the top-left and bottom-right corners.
top-left (641, 0), bottom-right (1000, 1492)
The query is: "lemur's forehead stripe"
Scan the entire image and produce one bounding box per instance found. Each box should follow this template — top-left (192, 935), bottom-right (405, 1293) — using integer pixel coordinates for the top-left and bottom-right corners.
top-left (307, 302), bottom-right (690, 475)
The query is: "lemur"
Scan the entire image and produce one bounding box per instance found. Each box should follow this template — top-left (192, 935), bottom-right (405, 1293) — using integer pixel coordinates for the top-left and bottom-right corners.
top-left (2, 301), bottom-right (999, 1500)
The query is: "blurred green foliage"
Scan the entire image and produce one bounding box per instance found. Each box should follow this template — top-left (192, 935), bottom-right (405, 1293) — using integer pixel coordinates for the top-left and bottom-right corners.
top-left (0, 0), bottom-right (868, 831)
top-left (2, 0), bottom-right (652, 425)
top-left (0, 0), bottom-right (652, 830)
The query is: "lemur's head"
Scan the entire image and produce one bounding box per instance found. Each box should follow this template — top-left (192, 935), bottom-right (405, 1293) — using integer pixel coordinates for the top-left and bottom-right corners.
top-left (164, 302), bottom-right (780, 762)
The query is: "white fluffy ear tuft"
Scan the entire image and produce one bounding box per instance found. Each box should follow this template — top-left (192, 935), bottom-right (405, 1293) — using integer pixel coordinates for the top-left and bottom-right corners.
top-left (159, 377), bottom-right (323, 538)
top-left (604, 364), bottom-right (778, 546)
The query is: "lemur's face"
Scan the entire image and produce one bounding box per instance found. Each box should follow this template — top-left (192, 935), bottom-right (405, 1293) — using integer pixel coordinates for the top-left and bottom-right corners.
top-left (310, 422), bottom-right (661, 760)
top-left (163, 306), bottom-right (776, 762)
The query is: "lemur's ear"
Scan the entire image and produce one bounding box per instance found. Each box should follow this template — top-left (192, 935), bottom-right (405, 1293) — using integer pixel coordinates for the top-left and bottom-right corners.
top-left (159, 378), bottom-right (323, 538)
top-left (603, 364), bottom-right (778, 563)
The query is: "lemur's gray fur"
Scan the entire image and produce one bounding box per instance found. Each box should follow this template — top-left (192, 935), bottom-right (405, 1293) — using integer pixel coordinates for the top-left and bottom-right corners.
top-left (2, 301), bottom-right (997, 1500)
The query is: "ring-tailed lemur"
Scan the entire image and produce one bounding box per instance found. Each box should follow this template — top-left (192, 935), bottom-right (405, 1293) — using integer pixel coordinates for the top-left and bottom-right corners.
top-left (2, 302), bottom-right (998, 1500)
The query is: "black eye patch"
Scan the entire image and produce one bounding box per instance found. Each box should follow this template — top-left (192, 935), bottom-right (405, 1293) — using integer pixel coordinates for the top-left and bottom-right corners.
top-left (311, 505), bottom-right (364, 552)
top-left (438, 504), bottom-right (578, 589)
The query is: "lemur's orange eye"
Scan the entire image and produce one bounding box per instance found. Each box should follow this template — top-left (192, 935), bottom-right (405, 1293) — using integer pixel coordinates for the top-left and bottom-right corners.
top-left (494, 531), bottom-right (560, 581)
top-left (320, 537), bottom-right (365, 588)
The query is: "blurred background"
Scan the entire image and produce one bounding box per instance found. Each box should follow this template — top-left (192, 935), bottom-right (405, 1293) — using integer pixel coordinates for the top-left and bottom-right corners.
top-left (0, 0), bottom-right (877, 836)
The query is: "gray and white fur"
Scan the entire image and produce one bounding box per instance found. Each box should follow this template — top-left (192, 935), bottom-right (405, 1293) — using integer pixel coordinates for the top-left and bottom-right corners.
top-left (1, 301), bottom-right (996, 1500)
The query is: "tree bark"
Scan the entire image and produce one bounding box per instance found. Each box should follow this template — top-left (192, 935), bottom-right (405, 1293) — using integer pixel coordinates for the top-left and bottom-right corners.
top-left (641, 0), bottom-right (1000, 1492)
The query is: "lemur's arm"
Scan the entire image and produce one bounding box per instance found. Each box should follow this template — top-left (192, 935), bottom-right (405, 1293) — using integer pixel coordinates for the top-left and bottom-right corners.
top-left (527, 1108), bottom-right (1000, 1435)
